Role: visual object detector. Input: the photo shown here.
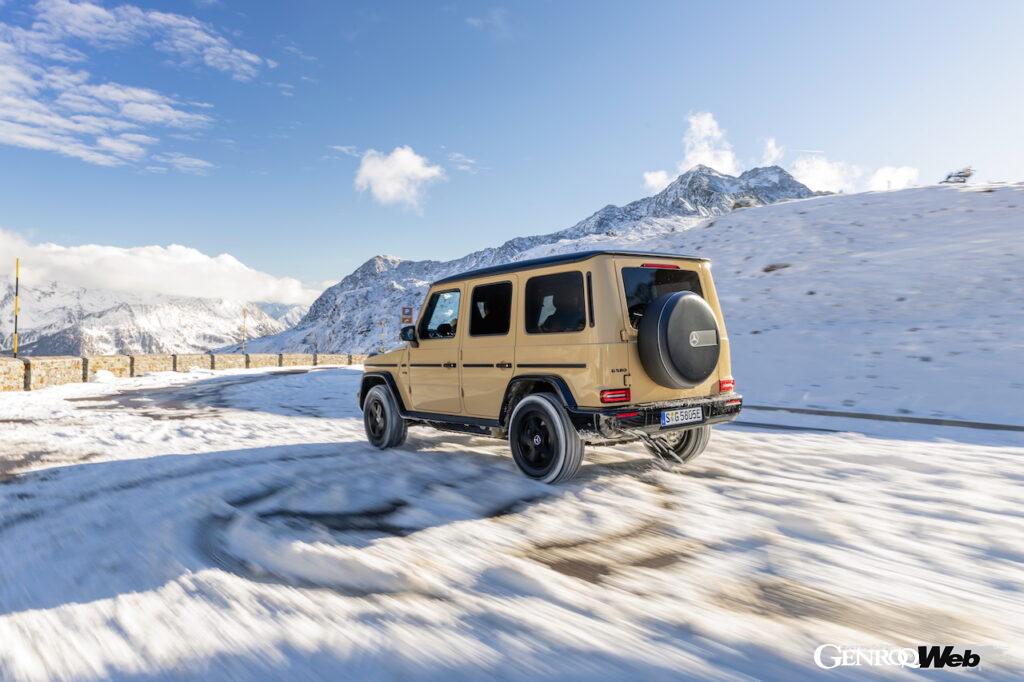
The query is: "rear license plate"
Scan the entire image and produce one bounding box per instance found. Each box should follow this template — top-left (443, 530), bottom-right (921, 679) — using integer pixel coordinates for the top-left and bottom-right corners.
top-left (660, 406), bottom-right (703, 427)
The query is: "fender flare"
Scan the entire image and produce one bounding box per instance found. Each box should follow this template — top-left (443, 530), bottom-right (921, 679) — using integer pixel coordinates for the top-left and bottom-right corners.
top-left (498, 374), bottom-right (577, 426)
top-left (359, 372), bottom-right (407, 413)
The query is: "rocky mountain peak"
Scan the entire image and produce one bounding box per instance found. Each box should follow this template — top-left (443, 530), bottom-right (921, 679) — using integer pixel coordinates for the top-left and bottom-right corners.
top-left (244, 166), bottom-right (813, 354)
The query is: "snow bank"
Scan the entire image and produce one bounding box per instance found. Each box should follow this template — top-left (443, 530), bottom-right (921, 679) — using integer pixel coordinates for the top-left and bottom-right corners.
top-left (88, 369), bottom-right (118, 383)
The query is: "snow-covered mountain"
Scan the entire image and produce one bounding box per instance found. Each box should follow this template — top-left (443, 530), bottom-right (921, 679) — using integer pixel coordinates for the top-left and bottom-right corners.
top-left (0, 282), bottom-right (287, 356)
top-left (254, 302), bottom-right (309, 327)
top-left (245, 165), bottom-right (815, 354)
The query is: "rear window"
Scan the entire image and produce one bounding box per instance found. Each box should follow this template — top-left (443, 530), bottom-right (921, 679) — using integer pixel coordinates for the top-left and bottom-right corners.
top-left (622, 267), bottom-right (703, 328)
top-left (525, 271), bottom-right (585, 334)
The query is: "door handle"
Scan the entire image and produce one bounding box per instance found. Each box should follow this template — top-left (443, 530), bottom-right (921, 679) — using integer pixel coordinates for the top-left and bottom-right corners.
top-left (443, 362), bottom-right (458, 369)
top-left (496, 362), bottom-right (513, 369)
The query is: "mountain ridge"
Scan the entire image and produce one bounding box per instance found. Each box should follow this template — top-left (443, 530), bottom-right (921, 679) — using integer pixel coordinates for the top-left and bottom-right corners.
top-left (0, 281), bottom-right (304, 356)
top-left (243, 165), bottom-right (814, 354)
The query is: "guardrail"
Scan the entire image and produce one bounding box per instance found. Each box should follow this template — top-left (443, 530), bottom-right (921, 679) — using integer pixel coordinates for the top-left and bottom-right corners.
top-left (0, 353), bottom-right (369, 392)
top-left (742, 404), bottom-right (1024, 433)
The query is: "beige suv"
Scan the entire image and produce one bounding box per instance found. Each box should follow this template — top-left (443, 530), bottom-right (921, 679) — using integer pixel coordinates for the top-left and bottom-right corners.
top-left (359, 250), bottom-right (741, 483)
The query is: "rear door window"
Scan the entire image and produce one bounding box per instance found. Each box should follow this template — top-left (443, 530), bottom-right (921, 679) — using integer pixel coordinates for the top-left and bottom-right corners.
top-left (469, 282), bottom-right (512, 336)
top-left (525, 271), bottom-right (585, 334)
top-left (622, 267), bottom-right (703, 328)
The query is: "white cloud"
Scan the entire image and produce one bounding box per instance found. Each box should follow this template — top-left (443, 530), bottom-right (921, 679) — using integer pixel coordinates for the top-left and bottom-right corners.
top-left (283, 44), bottom-right (317, 62)
top-left (32, 0), bottom-right (143, 49)
top-left (761, 137), bottom-right (784, 166)
top-left (447, 151), bottom-right (478, 173)
top-left (148, 11), bottom-right (264, 81)
top-left (642, 170), bottom-right (671, 193)
top-left (0, 0), bottom-right (263, 171)
top-left (642, 111), bottom-right (739, 189)
top-left (466, 8), bottom-right (510, 38)
top-left (121, 132), bottom-right (158, 144)
top-left (96, 132), bottom-right (155, 159)
top-left (151, 151), bottom-right (213, 175)
top-left (642, 111), bottom-right (920, 196)
top-left (0, 47), bottom-right (210, 168)
top-left (355, 146), bottom-right (445, 210)
top-left (868, 165), bottom-right (919, 191)
top-left (329, 144), bottom-right (360, 157)
top-left (679, 111), bottom-right (739, 176)
top-left (32, 0), bottom-right (267, 81)
top-left (790, 154), bottom-right (863, 193)
top-left (0, 229), bottom-right (319, 305)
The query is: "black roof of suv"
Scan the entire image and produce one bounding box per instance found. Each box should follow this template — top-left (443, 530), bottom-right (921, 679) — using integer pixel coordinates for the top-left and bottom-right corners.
top-left (432, 250), bottom-right (707, 286)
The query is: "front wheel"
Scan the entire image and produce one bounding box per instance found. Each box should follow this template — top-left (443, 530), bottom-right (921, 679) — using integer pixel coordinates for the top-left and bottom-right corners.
top-left (508, 394), bottom-right (584, 484)
top-left (645, 425), bottom-right (711, 465)
top-left (363, 384), bottom-right (408, 449)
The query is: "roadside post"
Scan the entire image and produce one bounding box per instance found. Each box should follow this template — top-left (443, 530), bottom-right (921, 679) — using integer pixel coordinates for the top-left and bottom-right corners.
top-left (241, 307), bottom-right (248, 354)
top-left (12, 258), bottom-right (19, 358)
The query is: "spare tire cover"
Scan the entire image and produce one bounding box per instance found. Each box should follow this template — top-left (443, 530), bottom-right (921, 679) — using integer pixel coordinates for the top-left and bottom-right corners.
top-left (637, 291), bottom-right (720, 389)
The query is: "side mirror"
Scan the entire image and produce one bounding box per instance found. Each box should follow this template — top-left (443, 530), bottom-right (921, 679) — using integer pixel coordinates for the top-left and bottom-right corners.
top-left (400, 325), bottom-right (418, 348)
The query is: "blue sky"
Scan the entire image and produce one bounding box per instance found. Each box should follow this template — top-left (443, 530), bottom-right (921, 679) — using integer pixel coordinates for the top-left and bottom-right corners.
top-left (1, 0), bottom-right (1022, 303)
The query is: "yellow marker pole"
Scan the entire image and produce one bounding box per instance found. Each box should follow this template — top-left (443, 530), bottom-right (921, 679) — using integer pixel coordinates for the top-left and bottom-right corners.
top-left (12, 258), bottom-right (19, 358)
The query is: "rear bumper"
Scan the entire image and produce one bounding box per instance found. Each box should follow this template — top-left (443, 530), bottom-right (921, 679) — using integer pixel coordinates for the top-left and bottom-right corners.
top-left (567, 393), bottom-right (742, 442)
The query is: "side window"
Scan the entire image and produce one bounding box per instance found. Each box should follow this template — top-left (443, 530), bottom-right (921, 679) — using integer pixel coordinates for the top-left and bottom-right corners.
top-left (470, 282), bottom-right (512, 336)
top-left (525, 271), bottom-right (586, 334)
top-left (418, 290), bottom-right (461, 339)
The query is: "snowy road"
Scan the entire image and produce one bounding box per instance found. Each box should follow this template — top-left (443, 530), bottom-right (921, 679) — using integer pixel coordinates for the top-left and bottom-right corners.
top-left (1, 367), bottom-right (1022, 680)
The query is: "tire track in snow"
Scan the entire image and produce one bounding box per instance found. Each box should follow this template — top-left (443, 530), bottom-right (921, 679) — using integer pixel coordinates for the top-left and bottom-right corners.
top-left (195, 467), bottom-right (559, 593)
top-left (0, 447), bottom-right (351, 533)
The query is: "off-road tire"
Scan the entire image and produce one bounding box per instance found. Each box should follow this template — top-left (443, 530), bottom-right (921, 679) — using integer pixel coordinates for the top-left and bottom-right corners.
top-left (363, 384), bottom-right (408, 449)
top-left (646, 426), bottom-right (711, 465)
top-left (508, 393), bottom-right (584, 484)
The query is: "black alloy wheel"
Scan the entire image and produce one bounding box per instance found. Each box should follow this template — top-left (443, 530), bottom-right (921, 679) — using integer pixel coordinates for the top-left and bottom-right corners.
top-left (508, 393), bottom-right (584, 483)
top-left (365, 396), bottom-right (387, 444)
top-left (515, 409), bottom-right (558, 477)
top-left (363, 384), bottom-right (408, 449)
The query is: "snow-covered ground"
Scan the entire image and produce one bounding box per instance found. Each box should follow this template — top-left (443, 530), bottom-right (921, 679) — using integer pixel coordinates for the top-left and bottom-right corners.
top-left (1, 367), bottom-right (1021, 680)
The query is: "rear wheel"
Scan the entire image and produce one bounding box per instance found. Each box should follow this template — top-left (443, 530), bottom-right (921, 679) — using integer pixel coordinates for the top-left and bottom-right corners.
top-left (645, 425), bottom-right (711, 465)
top-left (508, 394), bottom-right (584, 484)
top-left (363, 384), bottom-right (408, 449)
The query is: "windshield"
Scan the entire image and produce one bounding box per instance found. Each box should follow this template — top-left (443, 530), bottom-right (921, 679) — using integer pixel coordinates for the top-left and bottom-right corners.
top-left (621, 266), bottom-right (703, 328)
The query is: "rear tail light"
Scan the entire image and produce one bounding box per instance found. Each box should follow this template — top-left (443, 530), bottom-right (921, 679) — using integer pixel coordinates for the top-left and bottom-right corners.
top-left (600, 388), bottom-right (631, 403)
top-left (641, 263), bottom-right (680, 269)
top-left (719, 379), bottom-right (735, 393)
